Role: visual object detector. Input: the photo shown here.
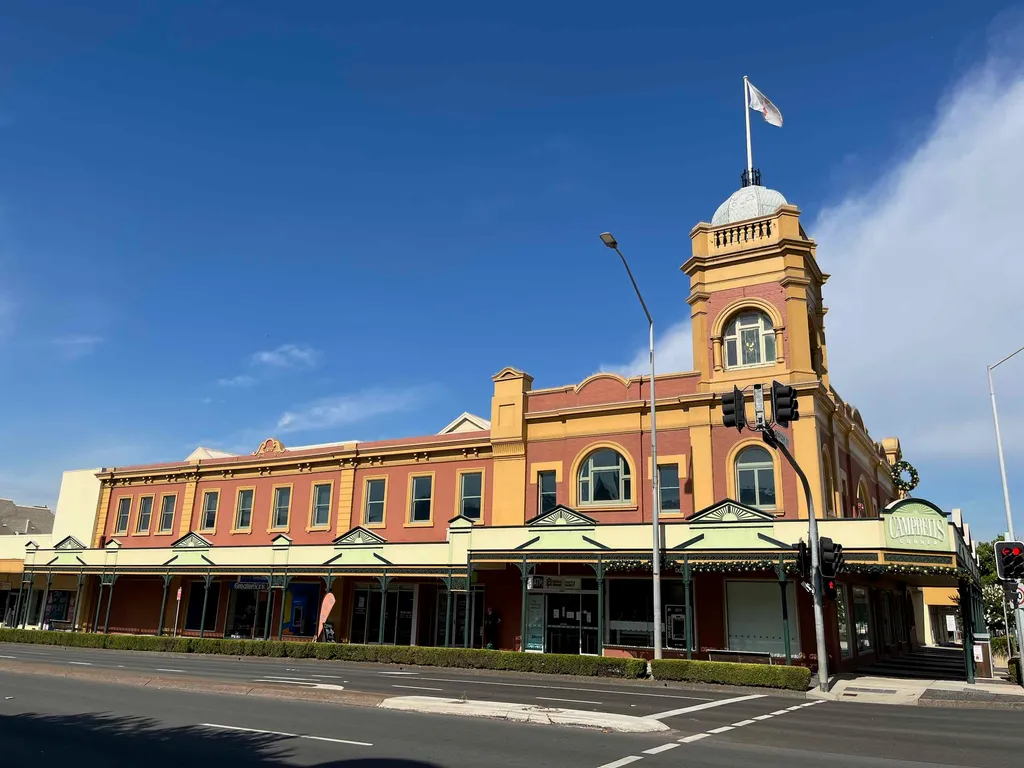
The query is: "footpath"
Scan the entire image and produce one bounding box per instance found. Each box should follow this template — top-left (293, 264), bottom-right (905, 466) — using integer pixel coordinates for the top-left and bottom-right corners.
top-left (814, 673), bottom-right (1024, 709)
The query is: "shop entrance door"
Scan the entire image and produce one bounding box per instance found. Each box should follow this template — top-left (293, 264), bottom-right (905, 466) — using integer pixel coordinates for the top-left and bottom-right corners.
top-left (546, 593), bottom-right (599, 654)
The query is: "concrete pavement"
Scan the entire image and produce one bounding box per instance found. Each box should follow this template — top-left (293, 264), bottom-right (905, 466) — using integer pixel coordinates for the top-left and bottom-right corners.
top-left (2, 669), bottom-right (1022, 767)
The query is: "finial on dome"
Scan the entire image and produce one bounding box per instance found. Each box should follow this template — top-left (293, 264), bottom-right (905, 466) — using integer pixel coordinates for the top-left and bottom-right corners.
top-left (741, 168), bottom-right (762, 188)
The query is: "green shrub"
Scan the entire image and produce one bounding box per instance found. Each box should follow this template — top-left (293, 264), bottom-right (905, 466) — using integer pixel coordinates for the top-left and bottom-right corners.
top-left (991, 636), bottom-right (1010, 659)
top-left (651, 659), bottom-right (811, 691)
top-left (1010, 657), bottom-right (1021, 685)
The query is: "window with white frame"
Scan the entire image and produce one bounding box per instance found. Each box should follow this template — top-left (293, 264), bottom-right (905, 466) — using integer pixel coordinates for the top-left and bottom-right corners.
top-left (364, 479), bottom-right (386, 524)
top-left (113, 498), bottom-right (131, 534)
top-left (658, 464), bottom-right (681, 512)
top-left (136, 497), bottom-right (153, 533)
top-left (537, 470), bottom-right (557, 514)
top-left (459, 472), bottom-right (482, 520)
top-left (235, 488), bottom-right (254, 530)
top-left (723, 310), bottom-right (776, 369)
top-left (311, 483), bottom-right (331, 527)
top-left (272, 487), bottom-right (291, 528)
top-left (158, 494), bottom-right (176, 533)
top-left (578, 448), bottom-right (631, 505)
top-left (201, 491), bottom-right (219, 531)
top-left (410, 475), bottom-right (433, 522)
top-left (735, 446), bottom-right (776, 510)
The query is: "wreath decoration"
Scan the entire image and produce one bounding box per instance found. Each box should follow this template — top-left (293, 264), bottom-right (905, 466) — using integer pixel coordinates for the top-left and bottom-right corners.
top-left (891, 460), bottom-right (919, 493)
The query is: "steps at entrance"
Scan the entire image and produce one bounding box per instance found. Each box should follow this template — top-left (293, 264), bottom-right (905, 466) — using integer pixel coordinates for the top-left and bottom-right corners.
top-left (859, 647), bottom-right (967, 681)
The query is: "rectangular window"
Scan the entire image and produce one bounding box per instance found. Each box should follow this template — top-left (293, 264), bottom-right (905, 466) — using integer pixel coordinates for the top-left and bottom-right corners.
top-left (410, 475), bottom-right (432, 523)
top-left (364, 478), bottom-right (386, 525)
top-left (158, 495), bottom-right (176, 533)
top-left (459, 472), bottom-right (482, 520)
top-left (853, 586), bottom-right (872, 653)
top-left (538, 470), bottom-right (557, 514)
top-left (235, 488), bottom-right (254, 530)
top-left (837, 585), bottom-right (854, 659)
top-left (184, 580), bottom-right (221, 633)
top-left (113, 498), bottom-right (131, 534)
top-left (200, 491), bottom-right (219, 531)
top-left (136, 496), bottom-right (153, 533)
top-left (658, 465), bottom-right (681, 513)
top-left (311, 483), bottom-right (331, 528)
top-left (273, 486), bottom-right (291, 529)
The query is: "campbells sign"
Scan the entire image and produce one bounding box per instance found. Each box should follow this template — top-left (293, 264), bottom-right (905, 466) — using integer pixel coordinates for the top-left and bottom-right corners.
top-left (883, 499), bottom-right (950, 552)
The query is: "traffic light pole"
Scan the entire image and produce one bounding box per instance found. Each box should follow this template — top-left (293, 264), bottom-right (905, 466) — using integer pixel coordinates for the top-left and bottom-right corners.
top-left (762, 430), bottom-right (830, 692)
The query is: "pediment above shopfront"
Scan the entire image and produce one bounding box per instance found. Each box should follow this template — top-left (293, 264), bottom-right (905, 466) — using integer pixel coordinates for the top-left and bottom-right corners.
top-left (526, 505), bottom-right (597, 528)
top-left (688, 499), bottom-right (776, 524)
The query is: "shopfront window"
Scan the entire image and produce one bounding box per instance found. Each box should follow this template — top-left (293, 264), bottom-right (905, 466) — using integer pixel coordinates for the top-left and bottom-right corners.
top-left (351, 584), bottom-right (415, 645)
top-left (853, 586), bottom-right (872, 653)
top-left (607, 579), bottom-right (688, 649)
top-left (184, 581), bottom-right (221, 633)
top-left (836, 585), bottom-right (854, 659)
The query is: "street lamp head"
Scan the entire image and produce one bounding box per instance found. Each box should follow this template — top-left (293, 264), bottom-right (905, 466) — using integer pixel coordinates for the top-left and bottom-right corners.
top-left (599, 232), bottom-right (618, 249)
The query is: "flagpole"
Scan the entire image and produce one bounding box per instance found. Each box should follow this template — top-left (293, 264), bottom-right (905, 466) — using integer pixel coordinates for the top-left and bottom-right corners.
top-left (744, 76), bottom-right (753, 182)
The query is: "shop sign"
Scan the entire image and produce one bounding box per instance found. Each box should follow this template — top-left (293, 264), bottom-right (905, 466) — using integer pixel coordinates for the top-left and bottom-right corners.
top-left (542, 576), bottom-right (580, 592)
top-left (233, 576), bottom-right (269, 591)
top-left (883, 501), bottom-right (949, 551)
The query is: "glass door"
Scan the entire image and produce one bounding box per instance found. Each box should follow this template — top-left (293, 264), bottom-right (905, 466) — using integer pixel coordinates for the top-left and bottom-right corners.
top-left (546, 593), bottom-right (581, 654)
top-left (524, 593), bottom-right (545, 651)
top-left (580, 593), bottom-right (599, 655)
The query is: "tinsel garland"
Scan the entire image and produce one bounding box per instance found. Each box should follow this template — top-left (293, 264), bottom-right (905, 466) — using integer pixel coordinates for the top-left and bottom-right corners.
top-left (601, 557), bottom-right (969, 580)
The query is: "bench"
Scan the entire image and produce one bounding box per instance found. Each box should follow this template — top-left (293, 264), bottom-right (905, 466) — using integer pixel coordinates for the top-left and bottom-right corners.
top-left (706, 649), bottom-right (773, 665)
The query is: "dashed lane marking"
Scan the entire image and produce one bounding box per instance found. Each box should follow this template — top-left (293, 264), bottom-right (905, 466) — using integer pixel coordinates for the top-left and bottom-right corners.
top-left (199, 723), bottom-right (371, 747)
top-left (785, 705), bottom-right (803, 711)
top-left (770, 710), bottom-right (789, 715)
top-left (642, 744), bottom-right (679, 755)
top-left (707, 726), bottom-right (734, 734)
top-left (418, 676), bottom-right (713, 701)
top-left (732, 719), bottom-right (757, 727)
top-left (0, 655), bottom-right (16, 659)
top-left (679, 733), bottom-right (710, 743)
top-left (391, 685), bottom-right (444, 691)
top-left (68, 662), bottom-right (92, 666)
top-left (156, 668), bottom-right (186, 673)
top-left (753, 714), bottom-right (773, 720)
top-left (596, 757), bottom-right (643, 768)
top-left (647, 693), bottom-right (766, 720)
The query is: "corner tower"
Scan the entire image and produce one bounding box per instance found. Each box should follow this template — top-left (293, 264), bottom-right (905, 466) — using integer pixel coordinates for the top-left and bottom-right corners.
top-left (683, 176), bottom-right (829, 394)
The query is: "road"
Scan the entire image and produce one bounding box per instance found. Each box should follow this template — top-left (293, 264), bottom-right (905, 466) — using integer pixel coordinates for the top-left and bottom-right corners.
top-left (1, 644), bottom-right (1022, 766)
top-left (1, 669), bottom-right (1020, 767)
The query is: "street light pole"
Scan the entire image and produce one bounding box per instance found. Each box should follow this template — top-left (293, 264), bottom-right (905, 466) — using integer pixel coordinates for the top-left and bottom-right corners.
top-left (600, 233), bottom-right (663, 660)
top-left (987, 344), bottom-right (1024, 665)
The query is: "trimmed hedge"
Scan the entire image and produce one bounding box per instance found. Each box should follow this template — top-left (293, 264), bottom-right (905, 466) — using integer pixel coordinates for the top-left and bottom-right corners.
top-left (0, 629), bottom-right (645, 679)
top-left (651, 658), bottom-right (811, 691)
top-left (1010, 657), bottom-right (1021, 685)
top-left (991, 636), bottom-right (1010, 659)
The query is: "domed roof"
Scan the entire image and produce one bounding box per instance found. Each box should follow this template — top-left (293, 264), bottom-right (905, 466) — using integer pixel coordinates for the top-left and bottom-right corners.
top-left (711, 185), bottom-right (787, 226)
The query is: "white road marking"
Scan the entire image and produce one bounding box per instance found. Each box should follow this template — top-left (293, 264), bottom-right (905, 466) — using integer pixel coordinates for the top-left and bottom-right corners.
top-left (770, 710), bottom-right (789, 715)
top-left (419, 676), bottom-right (712, 701)
top-left (785, 705), bottom-right (803, 712)
top-left (806, 700), bottom-right (825, 705)
top-left (391, 685), bottom-right (443, 692)
top-left (597, 757), bottom-right (643, 768)
top-left (156, 668), bottom-right (185, 673)
top-left (753, 714), bottom-right (774, 720)
top-left (117, 665), bottom-right (125, 669)
top-left (378, 671), bottom-right (417, 676)
top-left (643, 743), bottom-right (679, 755)
top-left (257, 676), bottom-right (319, 682)
top-left (707, 726), bottom-right (734, 734)
top-left (679, 733), bottom-right (710, 743)
top-left (799, 701), bottom-right (816, 707)
top-left (0, 655), bottom-right (16, 659)
top-left (647, 693), bottom-right (767, 720)
top-left (732, 719), bottom-right (757, 727)
top-left (199, 723), bottom-right (371, 747)
top-left (311, 674), bottom-right (345, 679)
top-left (68, 661), bottom-right (92, 666)
top-left (536, 696), bottom-right (603, 705)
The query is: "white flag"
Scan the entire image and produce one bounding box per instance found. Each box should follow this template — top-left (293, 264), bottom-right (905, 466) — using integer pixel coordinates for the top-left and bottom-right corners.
top-left (747, 81), bottom-right (783, 127)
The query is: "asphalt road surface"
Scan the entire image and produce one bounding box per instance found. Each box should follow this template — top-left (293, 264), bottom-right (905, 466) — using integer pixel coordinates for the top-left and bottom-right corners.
top-left (1, 648), bottom-right (1022, 767)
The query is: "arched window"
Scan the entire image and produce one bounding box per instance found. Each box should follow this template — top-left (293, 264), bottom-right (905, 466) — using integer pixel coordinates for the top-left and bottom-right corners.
top-left (856, 483), bottom-right (871, 518)
top-left (822, 450), bottom-right (836, 518)
top-left (724, 311), bottom-right (776, 369)
top-left (735, 446), bottom-right (776, 510)
top-left (578, 448), bottom-right (631, 505)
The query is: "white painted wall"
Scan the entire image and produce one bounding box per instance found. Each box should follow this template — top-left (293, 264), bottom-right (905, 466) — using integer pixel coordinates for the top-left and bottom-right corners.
top-left (53, 468), bottom-right (102, 546)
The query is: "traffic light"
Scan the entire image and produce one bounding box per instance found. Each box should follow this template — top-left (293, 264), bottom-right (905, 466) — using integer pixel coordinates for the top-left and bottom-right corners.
top-left (721, 386), bottom-right (746, 432)
top-left (821, 576), bottom-right (838, 602)
top-left (770, 380), bottom-right (800, 426)
top-left (819, 537), bottom-right (845, 579)
top-left (996, 541), bottom-right (1024, 581)
top-left (793, 541), bottom-right (811, 581)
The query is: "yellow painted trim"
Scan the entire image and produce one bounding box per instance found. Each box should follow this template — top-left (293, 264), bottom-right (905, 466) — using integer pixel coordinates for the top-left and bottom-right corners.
top-left (230, 486), bottom-right (256, 534)
top-left (268, 483), bottom-right (294, 533)
top-left (307, 479), bottom-right (335, 532)
top-left (725, 439), bottom-right (784, 515)
top-left (709, 296), bottom-right (785, 339)
top-left (112, 496), bottom-right (132, 536)
top-left (821, 447), bottom-right (836, 518)
top-left (529, 461), bottom-right (563, 484)
top-left (406, 471), bottom-right (435, 526)
top-left (154, 493), bottom-right (177, 535)
top-left (646, 454), bottom-right (687, 480)
top-left (568, 440), bottom-right (638, 509)
top-left (178, 479), bottom-right (198, 538)
top-left (336, 464), bottom-right (356, 537)
top-left (92, 484), bottom-right (113, 548)
top-left (134, 494), bottom-right (155, 535)
top-left (198, 488), bottom-right (222, 534)
top-left (573, 372), bottom-right (630, 393)
top-left (360, 475), bottom-right (389, 529)
top-left (455, 467), bottom-right (485, 522)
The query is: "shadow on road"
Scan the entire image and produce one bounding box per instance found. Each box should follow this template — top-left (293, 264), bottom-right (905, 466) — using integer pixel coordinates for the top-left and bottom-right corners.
top-left (0, 711), bottom-right (439, 768)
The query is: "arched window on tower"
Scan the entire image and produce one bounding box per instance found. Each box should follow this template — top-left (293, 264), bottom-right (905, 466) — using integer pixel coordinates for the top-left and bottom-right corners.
top-left (856, 482), bottom-right (871, 519)
top-left (822, 450), bottom-right (836, 518)
top-left (578, 448), bottom-right (632, 506)
top-left (724, 311), bottom-right (776, 369)
top-left (735, 446), bottom-right (776, 511)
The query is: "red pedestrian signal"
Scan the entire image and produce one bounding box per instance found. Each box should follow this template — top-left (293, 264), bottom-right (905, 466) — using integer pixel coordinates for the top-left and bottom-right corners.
top-left (822, 577), bottom-right (838, 602)
top-left (996, 541), bottom-right (1024, 581)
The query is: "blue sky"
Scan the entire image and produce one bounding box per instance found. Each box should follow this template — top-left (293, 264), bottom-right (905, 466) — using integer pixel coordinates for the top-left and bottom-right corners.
top-left (1, 1), bottom-right (1022, 540)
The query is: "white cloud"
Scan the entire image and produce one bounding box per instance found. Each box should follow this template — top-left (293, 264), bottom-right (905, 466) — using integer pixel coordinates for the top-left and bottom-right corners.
top-left (276, 387), bottom-right (426, 434)
top-left (816, 51), bottom-right (1024, 464)
top-left (51, 334), bottom-right (103, 360)
top-left (251, 344), bottom-right (319, 369)
top-left (216, 374), bottom-right (257, 388)
top-left (602, 319), bottom-right (693, 377)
